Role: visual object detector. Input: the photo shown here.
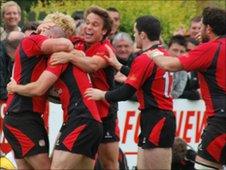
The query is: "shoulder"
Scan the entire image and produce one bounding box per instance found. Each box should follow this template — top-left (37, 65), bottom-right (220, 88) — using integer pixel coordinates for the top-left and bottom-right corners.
top-left (133, 53), bottom-right (152, 65)
top-left (22, 34), bottom-right (48, 46)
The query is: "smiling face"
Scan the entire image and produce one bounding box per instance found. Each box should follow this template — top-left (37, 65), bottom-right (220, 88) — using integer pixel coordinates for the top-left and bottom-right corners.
top-left (84, 13), bottom-right (107, 44)
top-left (169, 43), bottom-right (186, 57)
top-left (114, 39), bottom-right (133, 60)
top-left (3, 5), bottom-right (21, 28)
top-left (189, 21), bottom-right (201, 39)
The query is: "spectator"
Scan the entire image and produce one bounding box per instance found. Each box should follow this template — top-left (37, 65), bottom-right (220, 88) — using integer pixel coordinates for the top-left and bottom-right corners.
top-left (188, 16), bottom-right (202, 39)
top-left (75, 20), bottom-right (85, 38)
top-left (168, 35), bottom-right (188, 99)
top-left (172, 137), bottom-right (196, 170)
top-left (0, 1), bottom-right (21, 40)
top-left (112, 32), bottom-right (134, 66)
top-left (71, 10), bottom-right (84, 26)
top-left (112, 32), bottom-right (137, 100)
top-left (0, 31), bottom-right (25, 102)
top-left (107, 7), bottom-right (121, 40)
top-left (179, 37), bottom-right (201, 100)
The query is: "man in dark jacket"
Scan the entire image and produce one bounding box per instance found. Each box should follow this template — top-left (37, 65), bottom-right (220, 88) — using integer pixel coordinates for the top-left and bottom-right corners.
top-left (0, 31), bottom-right (25, 102)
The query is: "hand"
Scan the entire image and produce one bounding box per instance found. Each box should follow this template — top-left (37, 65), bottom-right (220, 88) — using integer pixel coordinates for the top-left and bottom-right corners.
top-left (105, 45), bottom-right (122, 70)
top-left (71, 49), bottom-right (86, 58)
top-left (84, 88), bottom-right (106, 100)
top-left (195, 32), bottom-right (202, 43)
top-left (50, 52), bottom-right (71, 65)
top-left (173, 26), bottom-right (186, 36)
top-left (61, 38), bottom-right (74, 51)
top-left (146, 49), bottom-right (164, 59)
top-left (7, 78), bottom-right (17, 94)
top-left (114, 72), bottom-right (127, 83)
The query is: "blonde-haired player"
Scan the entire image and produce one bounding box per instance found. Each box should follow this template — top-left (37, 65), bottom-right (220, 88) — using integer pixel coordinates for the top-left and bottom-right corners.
top-left (3, 12), bottom-right (75, 169)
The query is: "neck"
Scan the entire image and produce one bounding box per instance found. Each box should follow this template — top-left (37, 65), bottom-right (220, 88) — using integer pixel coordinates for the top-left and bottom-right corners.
top-left (142, 40), bottom-right (160, 51)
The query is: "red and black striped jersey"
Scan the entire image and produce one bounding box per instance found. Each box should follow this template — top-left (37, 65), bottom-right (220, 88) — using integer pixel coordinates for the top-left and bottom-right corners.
top-left (125, 47), bottom-right (173, 111)
top-left (179, 36), bottom-right (226, 117)
top-left (46, 63), bottom-right (101, 122)
top-left (75, 39), bottom-right (117, 118)
top-left (6, 35), bottom-right (48, 114)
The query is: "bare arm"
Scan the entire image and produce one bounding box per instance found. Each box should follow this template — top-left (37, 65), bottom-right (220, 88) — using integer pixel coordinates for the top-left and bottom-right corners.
top-left (50, 50), bottom-right (108, 73)
top-left (41, 38), bottom-right (74, 54)
top-left (7, 71), bottom-right (58, 96)
top-left (146, 49), bottom-right (183, 72)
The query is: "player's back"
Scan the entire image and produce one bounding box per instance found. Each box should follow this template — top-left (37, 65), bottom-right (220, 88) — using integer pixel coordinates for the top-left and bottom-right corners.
top-left (54, 64), bottom-right (101, 122)
top-left (7, 35), bottom-right (48, 114)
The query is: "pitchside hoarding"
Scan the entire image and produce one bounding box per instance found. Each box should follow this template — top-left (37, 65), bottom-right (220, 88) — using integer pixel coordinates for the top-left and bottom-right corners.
top-left (0, 99), bottom-right (206, 169)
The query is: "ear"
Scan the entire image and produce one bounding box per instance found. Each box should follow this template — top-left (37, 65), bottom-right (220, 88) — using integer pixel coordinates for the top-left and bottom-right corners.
top-left (102, 29), bottom-right (107, 36)
top-left (206, 25), bottom-right (212, 34)
top-left (140, 31), bottom-right (146, 39)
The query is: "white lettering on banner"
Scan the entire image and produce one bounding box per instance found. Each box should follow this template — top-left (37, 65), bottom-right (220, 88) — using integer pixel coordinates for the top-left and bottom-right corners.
top-left (0, 99), bottom-right (207, 169)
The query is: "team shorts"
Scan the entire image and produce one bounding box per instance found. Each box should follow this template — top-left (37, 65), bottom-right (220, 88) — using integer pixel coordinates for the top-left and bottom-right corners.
top-left (197, 116), bottom-right (226, 164)
top-left (138, 108), bottom-right (176, 149)
top-left (101, 113), bottom-right (120, 143)
top-left (3, 111), bottom-right (49, 159)
top-left (54, 117), bottom-right (103, 159)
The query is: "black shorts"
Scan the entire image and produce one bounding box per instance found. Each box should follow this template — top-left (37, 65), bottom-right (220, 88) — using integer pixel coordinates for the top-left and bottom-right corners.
top-left (3, 112), bottom-right (49, 159)
top-left (197, 116), bottom-right (226, 164)
top-left (138, 108), bottom-right (176, 149)
top-left (54, 117), bottom-right (103, 159)
top-left (101, 113), bottom-right (120, 143)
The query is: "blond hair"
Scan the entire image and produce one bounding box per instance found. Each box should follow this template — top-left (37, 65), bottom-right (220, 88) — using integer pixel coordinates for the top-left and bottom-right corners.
top-left (44, 12), bottom-right (76, 37)
top-left (1, 1), bottom-right (21, 17)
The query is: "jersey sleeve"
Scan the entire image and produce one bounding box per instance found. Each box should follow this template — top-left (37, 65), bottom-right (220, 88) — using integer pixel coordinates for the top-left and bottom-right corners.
top-left (45, 62), bottom-right (68, 78)
top-left (95, 44), bottom-right (110, 58)
top-left (21, 34), bottom-right (48, 57)
top-left (125, 54), bottom-right (153, 90)
top-left (178, 42), bottom-right (217, 71)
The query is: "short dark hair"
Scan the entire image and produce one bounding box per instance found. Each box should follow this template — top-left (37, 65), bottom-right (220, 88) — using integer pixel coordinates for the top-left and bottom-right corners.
top-left (71, 10), bottom-right (84, 20)
top-left (135, 15), bottom-right (161, 41)
top-left (85, 6), bottom-right (112, 40)
top-left (22, 21), bottom-right (40, 32)
top-left (168, 35), bottom-right (187, 48)
top-left (202, 7), bottom-right (226, 36)
top-left (106, 7), bottom-right (119, 13)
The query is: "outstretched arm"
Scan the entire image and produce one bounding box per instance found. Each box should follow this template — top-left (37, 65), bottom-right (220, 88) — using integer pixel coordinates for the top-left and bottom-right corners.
top-left (146, 49), bottom-right (183, 72)
top-left (7, 71), bottom-right (58, 96)
top-left (41, 38), bottom-right (74, 54)
top-left (84, 84), bottom-right (136, 102)
top-left (50, 49), bottom-right (108, 73)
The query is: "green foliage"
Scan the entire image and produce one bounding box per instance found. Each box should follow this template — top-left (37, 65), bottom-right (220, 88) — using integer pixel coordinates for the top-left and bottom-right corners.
top-left (28, 0), bottom-right (225, 42)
